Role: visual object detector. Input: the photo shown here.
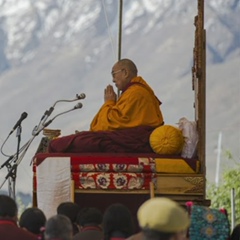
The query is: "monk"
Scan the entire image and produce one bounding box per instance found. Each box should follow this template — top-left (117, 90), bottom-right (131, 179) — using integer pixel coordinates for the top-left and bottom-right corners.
top-left (48, 59), bottom-right (164, 153)
top-left (90, 58), bottom-right (164, 131)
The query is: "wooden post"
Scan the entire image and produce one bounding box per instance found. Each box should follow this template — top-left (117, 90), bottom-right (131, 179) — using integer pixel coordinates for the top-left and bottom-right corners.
top-left (192, 0), bottom-right (207, 201)
top-left (71, 180), bottom-right (75, 202)
top-left (149, 182), bottom-right (155, 198)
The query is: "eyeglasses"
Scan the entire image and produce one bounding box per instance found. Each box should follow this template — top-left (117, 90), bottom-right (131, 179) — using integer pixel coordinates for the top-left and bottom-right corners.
top-left (111, 69), bottom-right (124, 77)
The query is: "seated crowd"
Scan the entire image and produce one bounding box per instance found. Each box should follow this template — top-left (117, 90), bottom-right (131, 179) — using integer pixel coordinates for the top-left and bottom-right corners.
top-left (0, 194), bottom-right (238, 240)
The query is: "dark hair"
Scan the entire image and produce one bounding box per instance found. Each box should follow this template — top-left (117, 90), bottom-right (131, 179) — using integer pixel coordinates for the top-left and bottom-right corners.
top-left (0, 194), bottom-right (17, 218)
top-left (230, 224), bottom-right (240, 240)
top-left (57, 201), bottom-right (80, 223)
top-left (142, 228), bottom-right (175, 240)
top-left (77, 207), bottom-right (103, 226)
top-left (102, 203), bottom-right (134, 240)
top-left (19, 207), bottom-right (46, 234)
top-left (44, 214), bottom-right (73, 240)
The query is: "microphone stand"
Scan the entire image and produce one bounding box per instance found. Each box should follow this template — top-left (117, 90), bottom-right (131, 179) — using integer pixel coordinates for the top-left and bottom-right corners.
top-left (0, 100), bottom-right (84, 197)
top-left (0, 126), bottom-right (42, 198)
top-left (0, 125), bottom-right (22, 200)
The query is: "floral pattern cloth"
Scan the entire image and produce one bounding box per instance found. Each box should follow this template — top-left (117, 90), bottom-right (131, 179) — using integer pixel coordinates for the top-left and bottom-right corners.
top-left (72, 172), bottom-right (156, 190)
top-left (189, 205), bottom-right (230, 240)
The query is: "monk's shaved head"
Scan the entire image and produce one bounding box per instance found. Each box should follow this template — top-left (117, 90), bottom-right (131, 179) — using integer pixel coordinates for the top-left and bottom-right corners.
top-left (111, 58), bottom-right (138, 91)
top-left (117, 59), bottom-right (138, 76)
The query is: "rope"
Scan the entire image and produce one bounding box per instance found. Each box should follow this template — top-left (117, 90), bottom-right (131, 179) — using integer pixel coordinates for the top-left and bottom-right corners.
top-left (101, 0), bottom-right (116, 61)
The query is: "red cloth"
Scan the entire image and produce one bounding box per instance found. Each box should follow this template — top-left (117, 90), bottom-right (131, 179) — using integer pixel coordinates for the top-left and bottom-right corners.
top-left (48, 126), bottom-right (155, 153)
top-left (0, 219), bottom-right (38, 240)
top-left (72, 172), bottom-right (156, 190)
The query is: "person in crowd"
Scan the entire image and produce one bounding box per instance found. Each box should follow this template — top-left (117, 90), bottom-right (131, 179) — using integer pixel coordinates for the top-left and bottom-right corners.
top-left (230, 224), bottom-right (240, 240)
top-left (73, 207), bottom-right (103, 240)
top-left (102, 203), bottom-right (135, 240)
top-left (135, 197), bottom-right (190, 240)
top-left (19, 207), bottom-right (46, 239)
top-left (57, 201), bottom-right (81, 235)
top-left (125, 232), bottom-right (143, 240)
top-left (126, 232), bottom-right (144, 240)
top-left (0, 194), bottom-right (38, 240)
top-left (90, 58), bottom-right (164, 131)
top-left (44, 214), bottom-right (73, 240)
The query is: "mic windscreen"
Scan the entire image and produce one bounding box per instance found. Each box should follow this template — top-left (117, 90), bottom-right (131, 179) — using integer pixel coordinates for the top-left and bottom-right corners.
top-left (74, 102), bottom-right (83, 109)
top-left (76, 93), bottom-right (86, 99)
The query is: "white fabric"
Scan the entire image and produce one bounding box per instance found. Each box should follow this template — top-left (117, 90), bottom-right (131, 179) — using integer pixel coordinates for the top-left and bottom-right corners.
top-left (177, 117), bottom-right (198, 159)
top-left (36, 157), bottom-right (71, 219)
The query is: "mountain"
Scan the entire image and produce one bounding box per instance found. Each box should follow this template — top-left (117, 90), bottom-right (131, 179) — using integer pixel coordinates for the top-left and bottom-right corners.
top-left (0, 0), bottom-right (239, 195)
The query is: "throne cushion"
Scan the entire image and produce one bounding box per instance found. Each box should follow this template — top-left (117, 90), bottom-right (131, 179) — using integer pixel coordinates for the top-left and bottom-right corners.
top-left (149, 125), bottom-right (184, 155)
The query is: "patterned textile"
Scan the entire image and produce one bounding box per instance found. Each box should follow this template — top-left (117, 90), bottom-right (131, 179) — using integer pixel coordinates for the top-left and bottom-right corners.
top-left (189, 205), bottom-right (230, 240)
top-left (72, 163), bottom-right (154, 173)
top-left (32, 153), bottom-right (199, 192)
top-left (33, 153), bottom-right (199, 173)
top-left (71, 157), bottom-right (155, 173)
top-left (72, 172), bottom-right (156, 190)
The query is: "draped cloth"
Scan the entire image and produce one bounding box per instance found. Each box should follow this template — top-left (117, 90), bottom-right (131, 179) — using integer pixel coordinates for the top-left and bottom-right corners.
top-left (90, 76), bottom-right (164, 131)
top-left (37, 157), bottom-right (71, 219)
top-left (48, 126), bottom-right (155, 153)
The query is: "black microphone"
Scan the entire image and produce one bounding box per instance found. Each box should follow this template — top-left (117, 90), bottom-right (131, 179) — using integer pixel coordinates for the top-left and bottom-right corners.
top-left (76, 93), bottom-right (86, 100)
top-left (43, 103), bottom-right (82, 128)
top-left (74, 102), bottom-right (83, 109)
top-left (9, 112), bottom-right (28, 135)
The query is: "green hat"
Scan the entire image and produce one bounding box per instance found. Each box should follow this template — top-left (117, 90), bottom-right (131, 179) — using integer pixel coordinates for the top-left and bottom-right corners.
top-left (137, 197), bottom-right (190, 233)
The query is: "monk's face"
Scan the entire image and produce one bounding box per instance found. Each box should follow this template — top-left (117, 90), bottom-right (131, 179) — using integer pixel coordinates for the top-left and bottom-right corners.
top-left (111, 63), bottom-right (129, 91)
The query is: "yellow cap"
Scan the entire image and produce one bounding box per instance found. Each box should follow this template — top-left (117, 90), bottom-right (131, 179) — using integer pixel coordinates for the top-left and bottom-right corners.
top-left (137, 197), bottom-right (190, 233)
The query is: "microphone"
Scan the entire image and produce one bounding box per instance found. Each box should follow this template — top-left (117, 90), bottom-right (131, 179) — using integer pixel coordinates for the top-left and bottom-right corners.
top-left (46, 107), bottom-right (54, 117)
top-left (42, 103), bottom-right (83, 128)
top-left (9, 112), bottom-right (28, 135)
top-left (74, 102), bottom-right (83, 109)
top-left (76, 93), bottom-right (86, 100)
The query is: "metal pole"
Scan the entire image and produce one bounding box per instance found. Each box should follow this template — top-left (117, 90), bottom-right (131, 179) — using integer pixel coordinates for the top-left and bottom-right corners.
top-left (215, 131), bottom-right (222, 187)
top-left (231, 188), bottom-right (236, 231)
top-left (117, 0), bottom-right (123, 61)
top-left (117, 0), bottom-right (123, 97)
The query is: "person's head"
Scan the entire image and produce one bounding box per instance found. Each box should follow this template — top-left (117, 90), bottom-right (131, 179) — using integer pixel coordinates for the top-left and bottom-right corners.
top-left (19, 207), bottom-right (46, 235)
top-left (57, 201), bottom-right (80, 223)
top-left (77, 207), bottom-right (103, 228)
top-left (230, 224), bottom-right (240, 240)
top-left (111, 58), bottom-right (138, 91)
top-left (44, 214), bottom-right (73, 240)
top-left (0, 194), bottom-right (18, 221)
top-left (102, 203), bottom-right (134, 240)
top-left (137, 197), bottom-right (190, 240)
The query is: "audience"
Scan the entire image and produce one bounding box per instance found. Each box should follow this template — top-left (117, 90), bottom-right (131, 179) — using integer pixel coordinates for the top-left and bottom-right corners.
top-left (0, 194), bottom-right (38, 240)
top-left (44, 214), bottom-right (73, 240)
top-left (102, 203), bottom-right (135, 240)
top-left (230, 224), bottom-right (240, 240)
top-left (3, 193), bottom-right (234, 240)
top-left (19, 207), bottom-right (46, 238)
top-left (135, 197), bottom-right (190, 240)
top-left (57, 201), bottom-right (80, 235)
top-left (73, 207), bottom-right (103, 240)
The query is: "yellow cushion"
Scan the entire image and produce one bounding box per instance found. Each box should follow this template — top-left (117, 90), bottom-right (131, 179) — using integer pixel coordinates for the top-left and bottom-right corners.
top-left (149, 125), bottom-right (184, 155)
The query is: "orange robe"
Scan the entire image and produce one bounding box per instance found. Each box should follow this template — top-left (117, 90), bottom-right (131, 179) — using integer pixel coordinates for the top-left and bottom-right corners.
top-left (90, 76), bottom-right (164, 131)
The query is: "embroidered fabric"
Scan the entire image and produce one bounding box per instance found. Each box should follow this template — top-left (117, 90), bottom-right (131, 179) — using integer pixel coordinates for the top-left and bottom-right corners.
top-left (189, 205), bottom-right (230, 240)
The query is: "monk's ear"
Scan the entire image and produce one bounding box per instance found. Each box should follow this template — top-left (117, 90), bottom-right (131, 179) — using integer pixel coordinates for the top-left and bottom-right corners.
top-left (122, 68), bottom-right (129, 78)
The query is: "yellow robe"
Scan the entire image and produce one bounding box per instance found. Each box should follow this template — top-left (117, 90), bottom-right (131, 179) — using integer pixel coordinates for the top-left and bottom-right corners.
top-left (90, 76), bottom-right (164, 131)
